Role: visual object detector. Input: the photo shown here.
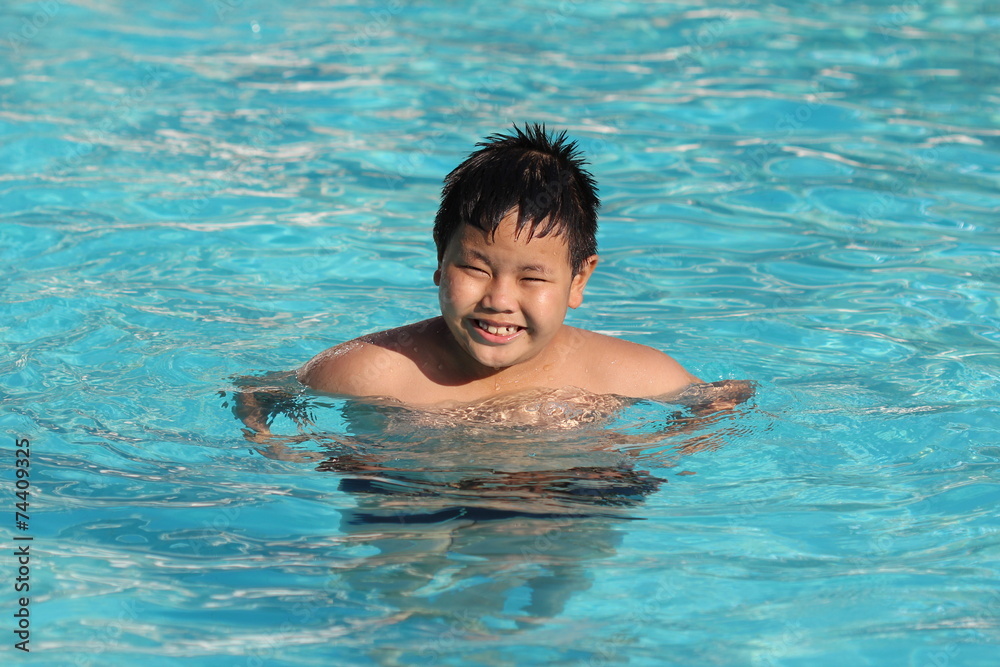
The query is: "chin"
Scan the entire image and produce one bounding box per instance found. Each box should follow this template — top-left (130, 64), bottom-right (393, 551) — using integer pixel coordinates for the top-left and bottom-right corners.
top-left (473, 353), bottom-right (517, 370)
top-left (464, 344), bottom-right (522, 371)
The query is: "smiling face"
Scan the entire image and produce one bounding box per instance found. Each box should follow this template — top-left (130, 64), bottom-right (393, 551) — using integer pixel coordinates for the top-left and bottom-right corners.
top-left (434, 209), bottom-right (597, 376)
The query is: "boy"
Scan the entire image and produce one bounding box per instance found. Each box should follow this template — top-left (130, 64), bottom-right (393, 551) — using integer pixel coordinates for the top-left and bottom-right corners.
top-left (296, 124), bottom-right (741, 408)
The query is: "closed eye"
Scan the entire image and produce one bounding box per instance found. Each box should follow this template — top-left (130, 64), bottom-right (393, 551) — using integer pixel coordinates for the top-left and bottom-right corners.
top-left (460, 264), bottom-right (489, 275)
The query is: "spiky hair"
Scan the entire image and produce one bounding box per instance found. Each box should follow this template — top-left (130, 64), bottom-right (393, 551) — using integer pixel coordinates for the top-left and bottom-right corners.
top-left (433, 123), bottom-right (600, 273)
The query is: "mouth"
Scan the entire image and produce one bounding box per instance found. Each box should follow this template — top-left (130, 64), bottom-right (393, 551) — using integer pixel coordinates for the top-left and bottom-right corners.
top-left (471, 318), bottom-right (525, 342)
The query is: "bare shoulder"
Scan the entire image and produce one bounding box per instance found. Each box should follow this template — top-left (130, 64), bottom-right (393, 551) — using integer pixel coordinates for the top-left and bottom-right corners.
top-left (296, 338), bottom-right (396, 396)
top-left (297, 322), bottom-right (433, 397)
top-left (570, 328), bottom-right (702, 398)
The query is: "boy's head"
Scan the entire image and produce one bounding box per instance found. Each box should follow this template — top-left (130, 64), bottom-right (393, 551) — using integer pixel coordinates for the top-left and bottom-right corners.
top-left (433, 124), bottom-right (600, 274)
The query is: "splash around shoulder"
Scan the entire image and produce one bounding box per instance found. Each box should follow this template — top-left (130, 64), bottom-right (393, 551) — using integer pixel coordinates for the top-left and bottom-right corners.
top-left (395, 385), bottom-right (629, 430)
top-left (337, 380), bottom-right (754, 433)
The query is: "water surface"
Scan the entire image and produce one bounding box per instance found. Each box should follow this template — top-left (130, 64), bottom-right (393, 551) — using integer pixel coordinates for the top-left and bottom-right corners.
top-left (2, 0), bottom-right (999, 665)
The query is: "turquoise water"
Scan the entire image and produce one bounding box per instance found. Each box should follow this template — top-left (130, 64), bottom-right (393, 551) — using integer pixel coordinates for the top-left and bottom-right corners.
top-left (3, 0), bottom-right (1000, 664)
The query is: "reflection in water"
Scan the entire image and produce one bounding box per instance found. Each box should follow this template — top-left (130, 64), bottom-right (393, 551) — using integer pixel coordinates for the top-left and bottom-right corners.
top-left (319, 484), bottom-right (647, 639)
top-left (228, 378), bottom-right (753, 644)
top-left (311, 409), bottom-right (659, 637)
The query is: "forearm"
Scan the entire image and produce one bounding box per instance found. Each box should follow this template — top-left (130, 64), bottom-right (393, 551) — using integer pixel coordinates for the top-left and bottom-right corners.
top-left (233, 389), bottom-right (273, 435)
top-left (230, 369), bottom-right (303, 435)
top-left (603, 379), bottom-right (756, 455)
top-left (670, 379), bottom-right (756, 416)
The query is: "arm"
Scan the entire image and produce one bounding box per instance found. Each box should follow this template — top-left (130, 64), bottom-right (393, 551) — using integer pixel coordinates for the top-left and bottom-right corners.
top-left (597, 379), bottom-right (757, 459)
top-left (231, 370), bottom-right (370, 463)
top-left (230, 370), bottom-right (307, 438)
top-left (229, 340), bottom-right (397, 461)
top-left (661, 379), bottom-right (756, 416)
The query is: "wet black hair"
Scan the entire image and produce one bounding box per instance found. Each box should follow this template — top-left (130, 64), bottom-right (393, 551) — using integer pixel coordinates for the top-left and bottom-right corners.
top-left (433, 123), bottom-right (600, 274)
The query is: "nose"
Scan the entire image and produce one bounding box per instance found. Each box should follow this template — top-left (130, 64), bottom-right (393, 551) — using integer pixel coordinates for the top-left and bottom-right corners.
top-left (481, 275), bottom-right (517, 312)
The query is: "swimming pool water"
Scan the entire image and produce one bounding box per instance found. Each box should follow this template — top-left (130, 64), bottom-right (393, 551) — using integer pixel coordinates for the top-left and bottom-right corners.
top-left (2, 0), bottom-right (999, 664)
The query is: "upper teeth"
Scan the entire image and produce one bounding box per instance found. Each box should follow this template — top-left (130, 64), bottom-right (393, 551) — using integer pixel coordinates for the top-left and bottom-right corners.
top-left (480, 321), bottom-right (519, 336)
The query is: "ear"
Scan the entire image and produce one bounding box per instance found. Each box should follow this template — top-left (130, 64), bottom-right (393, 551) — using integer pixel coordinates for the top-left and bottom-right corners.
top-left (568, 255), bottom-right (598, 309)
top-left (433, 267), bottom-right (442, 286)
